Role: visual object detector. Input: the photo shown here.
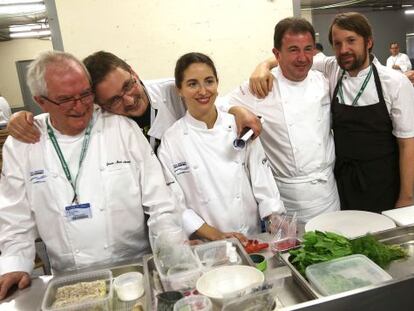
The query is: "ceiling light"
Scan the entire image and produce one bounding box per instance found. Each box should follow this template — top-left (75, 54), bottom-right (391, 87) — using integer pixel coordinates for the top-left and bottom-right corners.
top-left (402, 5), bottom-right (413, 8)
top-left (0, 1), bottom-right (43, 4)
top-left (9, 29), bottom-right (50, 38)
top-left (9, 23), bottom-right (48, 32)
top-left (405, 9), bottom-right (414, 14)
top-left (0, 3), bottom-right (45, 15)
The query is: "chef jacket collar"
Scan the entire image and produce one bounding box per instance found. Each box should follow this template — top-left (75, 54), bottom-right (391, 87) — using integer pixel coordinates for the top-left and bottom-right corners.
top-left (184, 108), bottom-right (223, 130)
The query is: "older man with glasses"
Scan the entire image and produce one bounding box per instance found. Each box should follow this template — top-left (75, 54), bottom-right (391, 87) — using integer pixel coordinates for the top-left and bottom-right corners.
top-left (0, 51), bottom-right (176, 300)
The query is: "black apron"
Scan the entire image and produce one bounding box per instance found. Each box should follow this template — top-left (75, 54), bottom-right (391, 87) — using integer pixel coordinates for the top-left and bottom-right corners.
top-left (331, 64), bottom-right (400, 213)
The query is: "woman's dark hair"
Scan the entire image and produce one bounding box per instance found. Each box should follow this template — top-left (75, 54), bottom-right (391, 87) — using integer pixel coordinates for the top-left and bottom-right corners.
top-left (328, 12), bottom-right (373, 52)
top-left (174, 52), bottom-right (218, 88)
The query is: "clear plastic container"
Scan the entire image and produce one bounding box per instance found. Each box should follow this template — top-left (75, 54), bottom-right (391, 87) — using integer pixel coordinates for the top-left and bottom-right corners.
top-left (193, 240), bottom-right (242, 270)
top-left (305, 254), bottom-right (392, 296)
top-left (41, 269), bottom-right (113, 311)
top-left (113, 271), bottom-right (144, 301)
top-left (221, 289), bottom-right (275, 311)
top-left (173, 295), bottom-right (212, 311)
top-left (154, 246), bottom-right (202, 291)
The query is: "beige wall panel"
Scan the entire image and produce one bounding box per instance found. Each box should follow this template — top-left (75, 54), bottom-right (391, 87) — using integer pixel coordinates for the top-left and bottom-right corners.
top-left (0, 39), bottom-right (52, 108)
top-left (56, 0), bottom-right (293, 93)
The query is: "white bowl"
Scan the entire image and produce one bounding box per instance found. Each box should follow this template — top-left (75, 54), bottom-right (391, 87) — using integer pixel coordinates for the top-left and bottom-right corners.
top-left (196, 265), bottom-right (264, 304)
top-left (113, 272), bottom-right (144, 301)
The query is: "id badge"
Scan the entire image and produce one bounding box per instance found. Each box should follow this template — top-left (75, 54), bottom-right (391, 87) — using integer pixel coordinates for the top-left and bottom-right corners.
top-left (65, 203), bottom-right (92, 221)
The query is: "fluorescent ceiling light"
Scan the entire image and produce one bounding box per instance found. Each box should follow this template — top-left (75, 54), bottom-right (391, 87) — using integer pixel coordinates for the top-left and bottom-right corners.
top-left (9, 23), bottom-right (49, 32)
top-left (405, 9), bottom-right (414, 14)
top-left (402, 5), bottom-right (413, 8)
top-left (0, 3), bottom-right (45, 14)
top-left (0, 1), bottom-right (43, 4)
top-left (9, 29), bottom-right (50, 38)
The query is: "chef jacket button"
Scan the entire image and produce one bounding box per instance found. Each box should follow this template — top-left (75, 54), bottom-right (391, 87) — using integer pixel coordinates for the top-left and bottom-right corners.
top-left (163, 99), bottom-right (167, 102)
top-left (51, 173), bottom-right (58, 178)
top-left (100, 167), bottom-right (105, 171)
top-left (236, 195), bottom-right (240, 199)
top-left (75, 249), bottom-right (80, 254)
top-left (104, 244), bottom-right (108, 249)
top-left (193, 165), bottom-right (198, 169)
top-left (99, 207), bottom-right (104, 211)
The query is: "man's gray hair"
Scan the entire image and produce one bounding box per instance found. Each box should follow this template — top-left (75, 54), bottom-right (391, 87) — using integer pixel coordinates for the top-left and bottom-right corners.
top-left (26, 50), bottom-right (91, 96)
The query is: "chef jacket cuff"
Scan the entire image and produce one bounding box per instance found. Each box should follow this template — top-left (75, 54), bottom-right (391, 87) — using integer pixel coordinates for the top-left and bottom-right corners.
top-left (0, 256), bottom-right (33, 276)
top-left (182, 209), bottom-right (205, 236)
top-left (258, 199), bottom-right (286, 219)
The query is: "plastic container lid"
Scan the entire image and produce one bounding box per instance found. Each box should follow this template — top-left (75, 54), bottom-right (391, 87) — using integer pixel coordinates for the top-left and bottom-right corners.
top-left (113, 271), bottom-right (144, 301)
top-left (305, 254), bottom-right (392, 296)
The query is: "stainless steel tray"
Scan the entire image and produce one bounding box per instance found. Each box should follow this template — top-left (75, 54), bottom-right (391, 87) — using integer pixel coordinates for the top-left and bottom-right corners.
top-left (278, 225), bottom-right (414, 299)
top-left (143, 238), bottom-right (255, 311)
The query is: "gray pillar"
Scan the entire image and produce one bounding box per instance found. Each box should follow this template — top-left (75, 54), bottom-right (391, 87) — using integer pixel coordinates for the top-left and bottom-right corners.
top-left (44, 0), bottom-right (64, 51)
top-left (292, 0), bottom-right (301, 17)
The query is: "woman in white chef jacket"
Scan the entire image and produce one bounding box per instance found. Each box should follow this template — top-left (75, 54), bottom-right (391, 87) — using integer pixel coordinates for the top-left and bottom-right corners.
top-left (157, 52), bottom-right (285, 243)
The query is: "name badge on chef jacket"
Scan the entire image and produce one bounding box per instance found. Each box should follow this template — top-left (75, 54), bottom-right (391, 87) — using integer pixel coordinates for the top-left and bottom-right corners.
top-left (65, 203), bottom-right (92, 221)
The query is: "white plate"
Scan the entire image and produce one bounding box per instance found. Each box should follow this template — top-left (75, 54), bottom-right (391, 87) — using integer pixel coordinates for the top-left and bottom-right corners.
top-left (382, 205), bottom-right (414, 226)
top-left (305, 210), bottom-right (396, 238)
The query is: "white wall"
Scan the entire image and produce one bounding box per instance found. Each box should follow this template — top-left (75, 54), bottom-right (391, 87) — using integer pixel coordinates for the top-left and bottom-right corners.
top-left (0, 38), bottom-right (52, 108)
top-left (55, 0), bottom-right (293, 94)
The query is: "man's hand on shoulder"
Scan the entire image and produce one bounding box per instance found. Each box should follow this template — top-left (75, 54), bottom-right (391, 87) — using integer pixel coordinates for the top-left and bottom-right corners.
top-left (7, 111), bottom-right (40, 144)
top-left (249, 57), bottom-right (278, 98)
top-left (229, 106), bottom-right (262, 139)
top-left (0, 271), bottom-right (31, 300)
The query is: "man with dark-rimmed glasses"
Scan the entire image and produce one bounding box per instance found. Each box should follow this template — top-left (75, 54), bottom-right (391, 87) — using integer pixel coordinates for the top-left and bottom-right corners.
top-left (0, 51), bottom-right (177, 300)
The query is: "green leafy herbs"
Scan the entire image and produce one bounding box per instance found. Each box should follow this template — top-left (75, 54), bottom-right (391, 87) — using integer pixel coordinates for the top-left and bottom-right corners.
top-left (350, 234), bottom-right (408, 269)
top-left (289, 231), bottom-right (408, 276)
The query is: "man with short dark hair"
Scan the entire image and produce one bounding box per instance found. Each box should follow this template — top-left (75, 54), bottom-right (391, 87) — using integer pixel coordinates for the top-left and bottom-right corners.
top-left (386, 42), bottom-right (412, 73)
top-left (222, 17), bottom-right (340, 223)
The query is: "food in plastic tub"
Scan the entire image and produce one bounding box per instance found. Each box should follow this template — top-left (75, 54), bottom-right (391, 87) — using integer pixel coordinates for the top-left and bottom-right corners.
top-left (193, 240), bottom-right (241, 269)
top-left (41, 269), bottom-right (112, 311)
top-left (113, 271), bottom-right (144, 301)
top-left (305, 254), bottom-right (392, 296)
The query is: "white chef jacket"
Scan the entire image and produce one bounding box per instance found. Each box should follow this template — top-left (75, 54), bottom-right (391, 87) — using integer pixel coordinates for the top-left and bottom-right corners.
top-left (313, 56), bottom-right (414, 139)
top-left (386, 53), bottom-right (412, 73)
top-left (313, 51), bottom-right (327, 64)
top-left (143, 79), bottom-right (186, 147)
top-left (222, 67), bottom-right (340, 222)
top-left (0, 108), bottom-right (176, 275)
top-left (0, 96), bottom-right (11, 126)
top-left (157, 110), bottom-right (285, 236)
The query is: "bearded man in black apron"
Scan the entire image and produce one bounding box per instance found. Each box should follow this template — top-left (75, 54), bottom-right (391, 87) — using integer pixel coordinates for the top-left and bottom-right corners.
top-left (327, 12), bottom-right (414, 212)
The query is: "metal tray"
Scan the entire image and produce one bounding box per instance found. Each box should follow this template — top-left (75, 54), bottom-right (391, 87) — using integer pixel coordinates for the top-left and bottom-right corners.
top-left (278, 225), bottom-right (414, 298)
top-left (143, 238), bottom-right (255, 311)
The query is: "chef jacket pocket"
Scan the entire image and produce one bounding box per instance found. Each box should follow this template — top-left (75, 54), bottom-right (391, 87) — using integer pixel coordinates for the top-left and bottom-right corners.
top-left (102, 163), bottom-right (145, 238)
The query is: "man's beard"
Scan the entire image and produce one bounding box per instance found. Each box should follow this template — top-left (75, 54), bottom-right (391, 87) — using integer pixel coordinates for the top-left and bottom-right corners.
top-left (338, 48), bottom-right (368, 72)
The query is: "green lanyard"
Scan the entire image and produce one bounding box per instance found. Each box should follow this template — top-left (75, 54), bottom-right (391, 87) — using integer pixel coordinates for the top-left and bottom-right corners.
top-left (338, 65), bottom-right (373, 106)
top-left (46, 118), bottom-right (93, 204)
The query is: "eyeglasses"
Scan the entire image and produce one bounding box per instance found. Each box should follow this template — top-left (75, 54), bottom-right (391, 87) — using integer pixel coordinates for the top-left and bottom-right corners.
top-left (100, 74), bottom-right (139, 110)
top-left (41, 91), bottom-right (95, 110)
